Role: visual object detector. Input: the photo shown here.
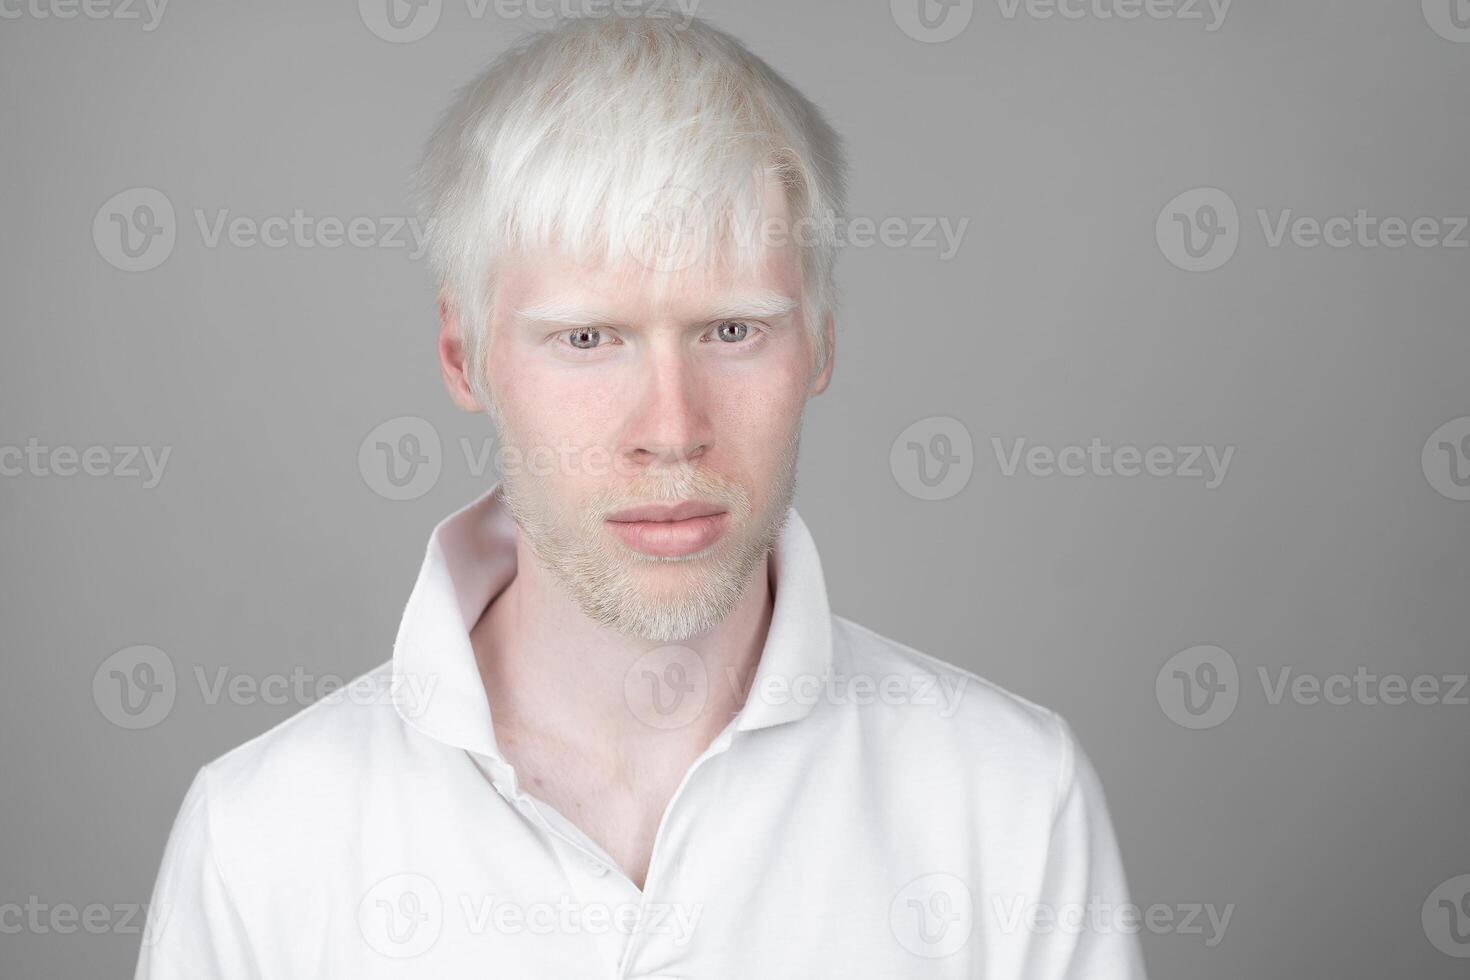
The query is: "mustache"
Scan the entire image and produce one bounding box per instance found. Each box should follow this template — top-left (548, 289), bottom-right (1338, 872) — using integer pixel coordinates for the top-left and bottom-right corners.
top-left (590, 468), bottom-right (745, 517)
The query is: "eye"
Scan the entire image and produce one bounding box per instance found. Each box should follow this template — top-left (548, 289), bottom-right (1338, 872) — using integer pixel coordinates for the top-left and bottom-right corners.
top-left (711, 320), bottom-right (751, 344)
top-left (566, 326), bottom-right (602, 350)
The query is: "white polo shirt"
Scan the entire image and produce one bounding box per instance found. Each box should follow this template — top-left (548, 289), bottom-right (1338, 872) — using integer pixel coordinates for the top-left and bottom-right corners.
top-left (136, 487), bottom-right (1147, 979)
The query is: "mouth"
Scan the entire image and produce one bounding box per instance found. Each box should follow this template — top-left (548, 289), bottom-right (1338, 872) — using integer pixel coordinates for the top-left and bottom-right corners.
top-left (605, 501), bottom-right (730, 558)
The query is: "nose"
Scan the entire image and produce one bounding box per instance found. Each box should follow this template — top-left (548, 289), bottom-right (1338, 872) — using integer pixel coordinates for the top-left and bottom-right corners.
top-left (620, 341), bottom-right (712, 471)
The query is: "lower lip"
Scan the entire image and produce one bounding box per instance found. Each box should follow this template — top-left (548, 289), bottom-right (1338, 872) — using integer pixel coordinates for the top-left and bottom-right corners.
top-left (606, 512), bottom-right (729, 558)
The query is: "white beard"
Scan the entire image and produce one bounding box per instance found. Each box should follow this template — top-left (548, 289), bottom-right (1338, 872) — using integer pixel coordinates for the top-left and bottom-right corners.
top-left (491, 414), bottom-right (801, 643)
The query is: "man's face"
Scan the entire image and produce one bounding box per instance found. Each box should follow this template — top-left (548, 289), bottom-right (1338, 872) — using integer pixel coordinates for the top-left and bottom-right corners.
top-left (477, 197), bottom-right (827, 642)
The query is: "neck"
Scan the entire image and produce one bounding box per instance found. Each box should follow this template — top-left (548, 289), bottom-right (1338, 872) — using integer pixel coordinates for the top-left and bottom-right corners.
top-left (470, 535), bottom-right (775, 771)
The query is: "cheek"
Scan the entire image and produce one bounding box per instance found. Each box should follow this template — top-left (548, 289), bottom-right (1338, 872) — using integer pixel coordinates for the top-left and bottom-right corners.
top-left (708, 362), bottom-right (808, 467)
top-left (496, 367), bottom-right (624, 477)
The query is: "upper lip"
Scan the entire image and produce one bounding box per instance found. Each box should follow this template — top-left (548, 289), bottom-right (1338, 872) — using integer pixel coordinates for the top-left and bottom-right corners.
top-left (606, 501), bottom-right (727, 523)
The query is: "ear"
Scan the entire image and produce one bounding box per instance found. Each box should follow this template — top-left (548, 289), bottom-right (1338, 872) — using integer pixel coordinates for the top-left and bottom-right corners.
top-left (437, 295), bottom-right (485, 412)
top-left (809, 312), bottom-right (836, 396)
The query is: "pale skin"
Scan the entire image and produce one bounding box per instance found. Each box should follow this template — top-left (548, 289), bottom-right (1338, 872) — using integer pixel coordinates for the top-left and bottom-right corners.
top-left (436, 194), bottom-right (834, 890)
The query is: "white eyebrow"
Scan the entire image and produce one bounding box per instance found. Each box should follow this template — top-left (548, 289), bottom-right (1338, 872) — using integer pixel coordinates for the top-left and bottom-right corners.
top-left (702, 291), bottom-right (799, 321)
top-left (512, 290), bottom-right (798, 327)
top-left (511, 299), bottom-right (618, 327)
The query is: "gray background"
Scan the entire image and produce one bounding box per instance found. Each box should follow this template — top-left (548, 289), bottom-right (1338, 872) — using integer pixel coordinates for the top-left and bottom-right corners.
top-left (2, 0), bottom-right (1468, 976)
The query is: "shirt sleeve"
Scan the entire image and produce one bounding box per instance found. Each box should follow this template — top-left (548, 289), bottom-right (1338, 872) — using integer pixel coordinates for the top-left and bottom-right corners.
top-left (134, 766), bottom-right (261, 980)
top-left (1021, 713), bottom-right (1149, 980)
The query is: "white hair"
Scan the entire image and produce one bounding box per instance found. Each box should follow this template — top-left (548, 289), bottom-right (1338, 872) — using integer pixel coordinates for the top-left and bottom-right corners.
top-left (412, 4), bottom-right (847, 406)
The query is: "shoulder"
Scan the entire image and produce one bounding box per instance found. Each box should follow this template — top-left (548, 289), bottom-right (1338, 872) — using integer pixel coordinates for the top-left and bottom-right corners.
top-left (829, 614), bottom-right (1081, 799)
top-left (184, 661), bottom-right (412, 860)
top-left (203, 660), bottom-right (402, 781)
top-left (824, 616), bottom-right (1125, 881)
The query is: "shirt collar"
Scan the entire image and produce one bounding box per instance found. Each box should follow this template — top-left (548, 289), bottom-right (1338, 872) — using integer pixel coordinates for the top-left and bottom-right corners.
top-left (391, 484), bottom-right (833, 760)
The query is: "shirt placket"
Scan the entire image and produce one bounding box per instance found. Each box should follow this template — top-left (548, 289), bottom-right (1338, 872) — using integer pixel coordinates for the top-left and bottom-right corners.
top-left (474, 721), bottom-right (740, 980)
top-left (613, 722), bottom-right (738, 980)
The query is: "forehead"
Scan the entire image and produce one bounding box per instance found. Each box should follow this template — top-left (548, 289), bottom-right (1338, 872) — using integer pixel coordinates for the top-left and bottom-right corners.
top-left (495, 178), bottom-right (804, 325)
top-left (498, 247), bottom-right (802, 326)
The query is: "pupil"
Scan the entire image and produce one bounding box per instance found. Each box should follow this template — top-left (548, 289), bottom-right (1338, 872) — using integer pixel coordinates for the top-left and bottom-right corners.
top-left (720, 321), bottom-right (747, 342)
top-left (571, 327), bottom-right (599, 349)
